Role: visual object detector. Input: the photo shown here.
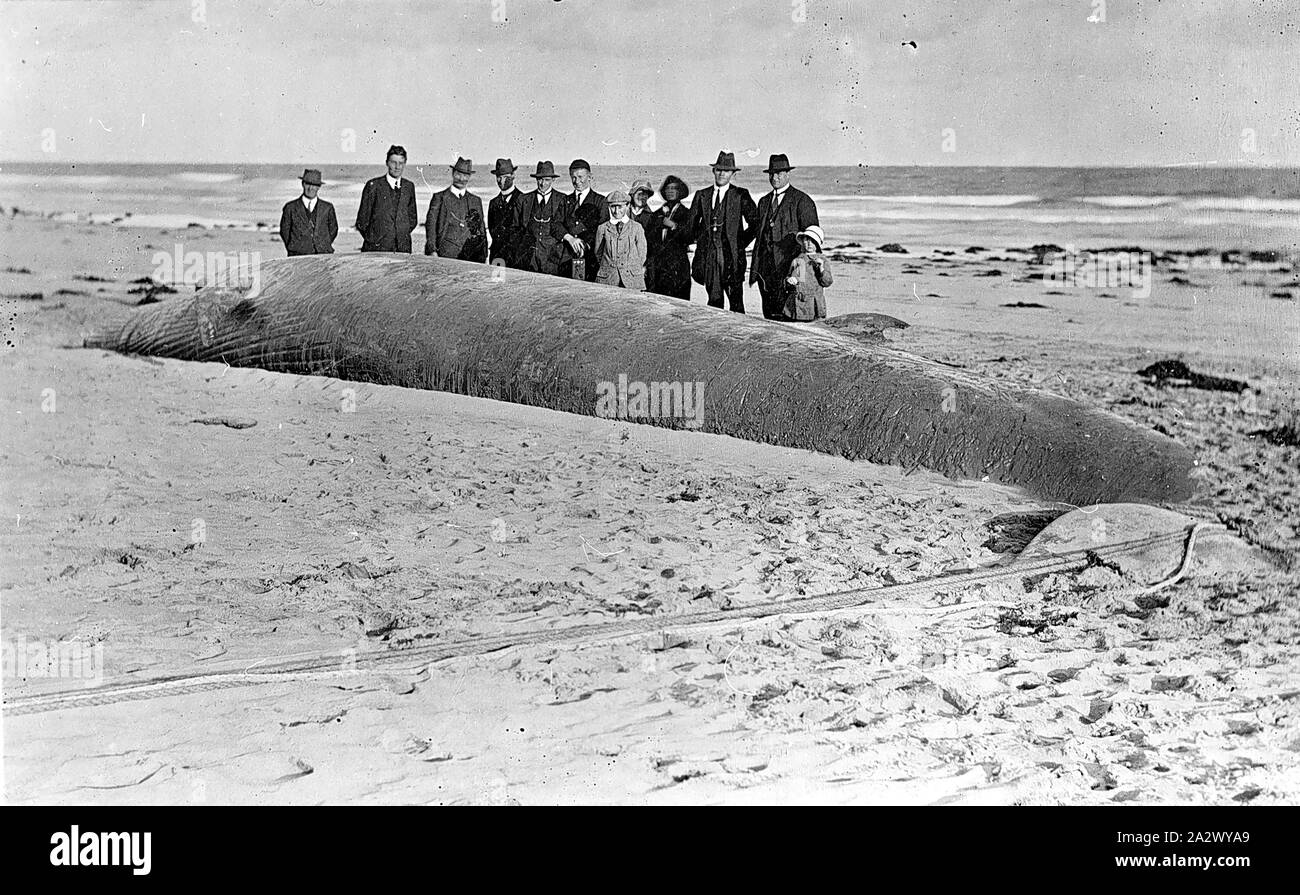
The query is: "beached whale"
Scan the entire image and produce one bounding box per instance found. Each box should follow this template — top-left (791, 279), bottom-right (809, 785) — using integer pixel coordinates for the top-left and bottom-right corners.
top-left (85, 254), bottom-right (1196, 506)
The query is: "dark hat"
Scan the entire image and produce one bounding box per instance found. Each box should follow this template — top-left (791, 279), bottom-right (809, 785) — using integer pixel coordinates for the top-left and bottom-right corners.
top-left (763, 153), bottom-right (795, 174)
top-left (659, 175), bottom-right (690, 200)
top-left (491, 158), bottom-right (517, 176)
top-left (531, 161), bottom-right (559, 179)
top-left (710, 151), bottom-right (740, 171)
top-left (451, 157), bottom-right (475, 175)
top-left (569, 158), bottom-right (592, 173)
top-left (300, 169), bottom-right (323, 185)
top-left (386, 144), bottom-right (407, 160)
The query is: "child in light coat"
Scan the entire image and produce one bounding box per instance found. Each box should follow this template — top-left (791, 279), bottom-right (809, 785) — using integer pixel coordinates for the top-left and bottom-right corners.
top-left (594, 190), bottom-right (647, 291)
top-left (781, 225), bottom-right (832, 320)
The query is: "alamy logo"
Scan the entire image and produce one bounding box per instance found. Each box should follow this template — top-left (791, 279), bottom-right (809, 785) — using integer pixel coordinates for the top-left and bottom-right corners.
top-left (595, 374), bottom-right (705, 429)
top-left (1043, 245), bottom-right (1152, 298)
top-left (2, 636), bottom-right (103, 685)
top-left (49, 826), bottom-right (151, 875)
top-left (152, 245), bottom-right (262, 296)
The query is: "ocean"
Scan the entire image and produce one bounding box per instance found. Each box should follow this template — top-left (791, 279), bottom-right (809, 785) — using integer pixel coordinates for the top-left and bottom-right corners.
top-left (2, 162), bottom-right (1298, 254)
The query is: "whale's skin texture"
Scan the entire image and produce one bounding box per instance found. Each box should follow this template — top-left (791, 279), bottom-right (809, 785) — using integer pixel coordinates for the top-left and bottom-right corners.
top-left (86, 254), bottom-right (1197, 506)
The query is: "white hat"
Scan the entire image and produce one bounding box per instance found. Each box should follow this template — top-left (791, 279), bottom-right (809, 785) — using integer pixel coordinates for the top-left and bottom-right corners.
top-left (798, 225), bottom-right (825, 250)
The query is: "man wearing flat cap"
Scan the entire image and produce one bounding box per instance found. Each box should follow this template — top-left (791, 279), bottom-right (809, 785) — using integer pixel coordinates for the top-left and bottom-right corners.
top-left (487, 158), bottom-right (524, 268)
top-left (687, 151), bottom-right (759, 312)
top-left (424, 157), bottom-right (487, 262)
top-left (356, 145), bottom-right (419, 253)
top-left (564, 159), bottom-right (608, 281)
top-left (279, 168), bottom-right (338, 256)
top-left (512, 161), bottom-right (582, 277)
top-left (751, 153), bottom-right (820, 319)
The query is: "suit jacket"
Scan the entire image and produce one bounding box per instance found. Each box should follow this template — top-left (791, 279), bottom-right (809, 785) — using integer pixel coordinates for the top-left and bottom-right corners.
top-left (565, 189), bottom-right (609, 279)
top-left (687, 184), bottom-right (759, 283)
top-left (594, 219), bottom-right (647, 290)
top-left (355, 176), bottom-right (418, 252)
top-left (488, 189), bottom-right (524, 267)
top-left (424, 187), bottom-right (487, 261)
top-left (279, 197), bottom-right (338, 256)
top-left (511, 189), bottom-right (577, 273)
top-left (751, 185), bottom-right (819, 287)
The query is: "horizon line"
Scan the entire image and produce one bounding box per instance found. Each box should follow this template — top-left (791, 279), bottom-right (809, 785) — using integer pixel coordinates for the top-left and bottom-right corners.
top-left (2, 159), bottom-right (1298, 171)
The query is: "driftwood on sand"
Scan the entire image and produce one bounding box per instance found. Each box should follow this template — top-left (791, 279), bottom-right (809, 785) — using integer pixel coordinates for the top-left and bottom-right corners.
top-left (85, 254), bottom-right (1197, 506)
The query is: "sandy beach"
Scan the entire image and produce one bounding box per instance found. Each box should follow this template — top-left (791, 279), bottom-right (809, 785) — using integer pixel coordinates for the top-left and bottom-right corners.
top-left (2, 210), bottom-right (1298, 805)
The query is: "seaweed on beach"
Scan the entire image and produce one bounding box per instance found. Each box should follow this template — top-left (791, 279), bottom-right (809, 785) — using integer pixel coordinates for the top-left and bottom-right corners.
top-left (1249, 419), bottom-right (1300, 447)
top-left (1135, 359), bottom-right (1248, 393)
top-left (982, 509), bottom-right (1069, 554)
top-left (128, 280), bottom-right (180, 305)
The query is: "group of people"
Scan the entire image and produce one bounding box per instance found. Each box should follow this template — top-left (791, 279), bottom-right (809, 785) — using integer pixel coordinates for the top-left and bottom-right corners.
top-left (280, 145), bottom-right (832, 321)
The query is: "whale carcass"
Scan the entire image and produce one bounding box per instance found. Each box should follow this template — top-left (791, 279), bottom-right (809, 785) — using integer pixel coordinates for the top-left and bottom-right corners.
top-left (85, 254), bottom-right (1197, 506)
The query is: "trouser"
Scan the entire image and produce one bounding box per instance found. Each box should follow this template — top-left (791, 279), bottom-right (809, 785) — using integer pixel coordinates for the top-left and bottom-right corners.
top-left (705, 276), bottom-right (745, 312)
top-left (703, 237), bottom-right (744, 312)
top-left (526, 235), bottom-right (562, 276)
top-left (758, 277), bottom-right (782, 319)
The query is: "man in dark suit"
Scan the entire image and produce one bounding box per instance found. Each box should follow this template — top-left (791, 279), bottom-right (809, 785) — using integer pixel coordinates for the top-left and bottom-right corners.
top-left (424, 157), bottom-right (487, 261)
top-left (487, 158), bottom-right (524, 268)
top-left (564, 158), bottom-right (608, 281)
top-left (512, 161), bottom-right (582, 277)
top-left (687, 151), bottom-right (759, 312)
top-left (751, 154), bottom-right (820, 319)
top-left (279, 168), bottom-right (338, 256)
top-left (355, 144), bottom-right (419, 252)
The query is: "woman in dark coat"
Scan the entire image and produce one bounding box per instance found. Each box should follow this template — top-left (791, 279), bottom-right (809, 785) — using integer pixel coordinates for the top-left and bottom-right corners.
top-left (646, 175), bottom-right (693, 300)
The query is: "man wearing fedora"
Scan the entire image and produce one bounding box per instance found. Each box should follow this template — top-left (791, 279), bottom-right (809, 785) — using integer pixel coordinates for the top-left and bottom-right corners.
top-left (687, 151), bottom-right (759, 312)
top-left (356, 144), bottom-right (419, 253)
top-left (487, 158), bottom-right (524, 268)
top-left (565, 159), bottom-right (608, 281)
top-left (512, 161), bottom-right (582, 277)
top-left (751, 153), bottom-right (820, 319)
top-left (279, 168), bottom-right (338, 256)
top-left (424, 157), bottom-right (487, 262)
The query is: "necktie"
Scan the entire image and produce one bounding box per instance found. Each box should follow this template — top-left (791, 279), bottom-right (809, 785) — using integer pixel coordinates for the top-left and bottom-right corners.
top-left (713, 189), bottom-right (721, 210)
top-left (775, 190), bottom-right (784, 209)
top-left (617, 222), bottom-right (624, 236)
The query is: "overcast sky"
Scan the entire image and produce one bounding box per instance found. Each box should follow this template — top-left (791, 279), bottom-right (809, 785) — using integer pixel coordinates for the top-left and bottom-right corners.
top-left (2, 0), bottom-right (1297, 166)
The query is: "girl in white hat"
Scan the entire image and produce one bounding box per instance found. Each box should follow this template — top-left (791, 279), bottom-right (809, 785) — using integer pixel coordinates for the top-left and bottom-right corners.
top-left (781, 225), bottom-right (833, 321)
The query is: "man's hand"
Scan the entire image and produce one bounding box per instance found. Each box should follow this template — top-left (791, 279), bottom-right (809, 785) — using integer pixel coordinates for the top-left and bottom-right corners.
top-left (563, 234), bottom-right (583, 255)
top-left (786, 275), bottom-right (799, 286)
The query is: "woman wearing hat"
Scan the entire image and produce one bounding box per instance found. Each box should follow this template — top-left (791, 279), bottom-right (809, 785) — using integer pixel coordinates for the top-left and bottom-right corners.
top-left (646, 175), bottom-right (693, 300)
top-left (627, 180), bottom-right (654, 232)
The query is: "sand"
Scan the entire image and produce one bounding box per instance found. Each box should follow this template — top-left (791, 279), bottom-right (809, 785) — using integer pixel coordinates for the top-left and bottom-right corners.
top-left (1, 213), bottom-right (1297, 804)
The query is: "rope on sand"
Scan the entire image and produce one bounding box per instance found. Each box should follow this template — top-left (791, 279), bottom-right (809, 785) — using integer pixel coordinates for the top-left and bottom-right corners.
top-left (3, 524), bottom-right (1216, 716)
